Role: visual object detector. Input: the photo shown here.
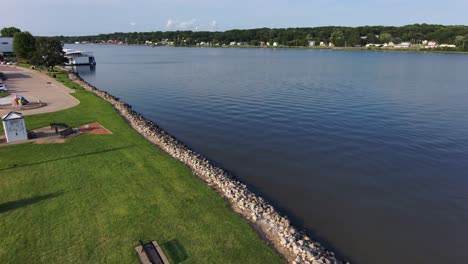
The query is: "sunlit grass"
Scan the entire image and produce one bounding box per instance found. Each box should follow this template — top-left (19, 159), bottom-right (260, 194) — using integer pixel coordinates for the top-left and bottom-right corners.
top-left (0, 74), bottom-right (282, 263)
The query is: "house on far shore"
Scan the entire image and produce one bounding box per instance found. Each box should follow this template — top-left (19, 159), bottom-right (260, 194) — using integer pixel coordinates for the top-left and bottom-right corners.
top-left (383, 42), bottom-right (395, 47)
top-left (424, 41), bottom-right (438, 49)
top-left (309, 41), bottom-right (316, 47)
top-left (439, 44), bottom-right (456, 48)
top-left (0, 37), bottom-right (14, 57)
top-left (395, 42), bottom-right (411, 48)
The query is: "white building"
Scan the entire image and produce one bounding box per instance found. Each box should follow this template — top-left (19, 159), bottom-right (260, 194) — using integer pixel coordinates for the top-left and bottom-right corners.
top-left (439, 44), bottom-right (456, 48)
top-left (2, 112), bottom-right (28, 143)
top-left (308, 41), bottom-right (316, 47)
top-left (395, 42), bottom-right (411, 48)
top-left (273, 42), bottom-right (278, 47)
top-left (0, 37), bottom-right (14, 54)
top-left (319, 41), bottom-right (326, 47)
top-left (424, 41), bottom-right (438, 49)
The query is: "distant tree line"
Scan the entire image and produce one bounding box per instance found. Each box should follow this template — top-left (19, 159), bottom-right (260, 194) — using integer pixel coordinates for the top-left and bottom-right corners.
top-left (52, 24), bottom-right (468, 51)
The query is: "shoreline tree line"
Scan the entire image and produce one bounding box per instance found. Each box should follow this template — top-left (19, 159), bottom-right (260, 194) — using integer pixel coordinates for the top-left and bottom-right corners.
top-left (50, 24), bottom-right (468, 51)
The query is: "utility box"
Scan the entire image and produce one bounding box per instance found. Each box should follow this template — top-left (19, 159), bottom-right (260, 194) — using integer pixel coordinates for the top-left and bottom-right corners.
top-left (2, 112), bottom-right (28, 143)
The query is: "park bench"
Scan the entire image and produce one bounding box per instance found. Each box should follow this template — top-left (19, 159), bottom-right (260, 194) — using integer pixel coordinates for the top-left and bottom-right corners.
top-left (135, 240), bottom-right (169, 264)
top-left (60, 128), bottom-right (75, 138)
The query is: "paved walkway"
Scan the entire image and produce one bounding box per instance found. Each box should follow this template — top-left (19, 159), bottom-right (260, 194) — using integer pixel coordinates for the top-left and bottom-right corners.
top-left (0, 66), bottom-right (79, 116)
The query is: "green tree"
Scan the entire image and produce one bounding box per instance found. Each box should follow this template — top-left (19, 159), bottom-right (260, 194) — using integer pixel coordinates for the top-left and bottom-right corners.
top-left (347, 31), bottom-right (361, 46)
top-left (250, 39), bottom-right (259, 46)
top-left (330, 30), bottom-right (345, 46)
top-left (454, 36), bottom-right (465, 46)
top-left (1, 27), bottom-right (21, 37)
top-left (30, 38), bottom-right (66, 68)
top-left (366, 33), bottom-right (377, 43)
top-left (379, 32), bottom-right (393, 43)
top-left (13, 31), bottom-right (36, 60)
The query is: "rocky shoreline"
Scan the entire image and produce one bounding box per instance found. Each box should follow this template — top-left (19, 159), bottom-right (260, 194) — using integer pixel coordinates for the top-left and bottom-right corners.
top-left (68, 72), bottom-right (347, 264)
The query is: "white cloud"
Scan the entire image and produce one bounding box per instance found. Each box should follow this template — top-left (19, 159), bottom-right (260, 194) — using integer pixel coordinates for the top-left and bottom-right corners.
top-left (210, 20), bottom-right (217, 31)
top-left (130, 22), bottom-right (137, 26)
top-left (166, 19), bottom-right (174, 28)
top-left (165, 19), bottom-right (197, 30)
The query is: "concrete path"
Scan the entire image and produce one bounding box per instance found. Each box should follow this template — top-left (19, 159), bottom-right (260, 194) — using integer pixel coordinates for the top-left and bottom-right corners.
top-left (0, 66), bottom-right (79, 116)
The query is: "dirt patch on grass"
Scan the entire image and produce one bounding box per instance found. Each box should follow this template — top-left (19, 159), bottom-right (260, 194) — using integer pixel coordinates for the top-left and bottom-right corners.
top-left (79, 122), bottom-right (112, 135)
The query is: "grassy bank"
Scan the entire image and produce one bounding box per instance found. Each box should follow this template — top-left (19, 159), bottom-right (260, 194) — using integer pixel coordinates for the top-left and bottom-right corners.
top-left (0, 72), bottom-right (282, 263)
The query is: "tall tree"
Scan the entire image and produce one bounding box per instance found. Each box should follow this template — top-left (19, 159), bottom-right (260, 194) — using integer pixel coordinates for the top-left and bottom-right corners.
top-left (330, 30), bottom-right (345, 46)
top-left (30, 38), bottom-right (67, 68)
top-left (347, 31), bottom-right (361, 46)
top-left (379, 32), bottom-right (393, 43)
top-left (13, 31), bottom-right (36, 60)
top-left (1, 27), bottom-right (21, 37)
top-left (454, 36), bottom-right (465, 46)
top-left (366, 33), bottom-right (377, 44)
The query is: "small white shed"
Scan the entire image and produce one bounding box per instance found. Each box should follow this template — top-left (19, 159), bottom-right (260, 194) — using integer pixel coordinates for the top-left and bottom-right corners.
top-left (2, 111), bottom-right (28, 143)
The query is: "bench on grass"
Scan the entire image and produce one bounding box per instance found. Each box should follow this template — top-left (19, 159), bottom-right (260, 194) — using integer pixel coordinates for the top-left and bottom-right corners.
top-left (60, 128), bottom-right (75, 138)
top-left (135, 240), bottom-right (169, 264)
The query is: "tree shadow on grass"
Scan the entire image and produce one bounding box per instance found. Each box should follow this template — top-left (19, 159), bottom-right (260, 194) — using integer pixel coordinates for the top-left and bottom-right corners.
top-left (0, 145), bottom-right (134, 171)
top-left (0, 191), bottom-right (64, 214)
top-left (160, 239), bottom-right (188, 264)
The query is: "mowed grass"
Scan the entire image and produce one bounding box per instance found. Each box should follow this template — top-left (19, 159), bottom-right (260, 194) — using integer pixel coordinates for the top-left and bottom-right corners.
top-left (0, 78), bottom-right (282, 263)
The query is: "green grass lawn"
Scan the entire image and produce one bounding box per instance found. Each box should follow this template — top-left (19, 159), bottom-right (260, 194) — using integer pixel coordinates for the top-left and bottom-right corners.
top-left (0, 91), bottom-right (9, 98)
top-left (0, 76), bottom-right (282, 263)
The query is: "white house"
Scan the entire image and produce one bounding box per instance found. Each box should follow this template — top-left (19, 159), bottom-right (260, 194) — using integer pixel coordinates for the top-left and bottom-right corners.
top-left (395, 42), bottom-right (411, 48)
top-left (439, 44), bottom-right (456, 48)
top-left (308, 41), bottom-right (316, 47)
top-left (0, 37), bottom-right (14, 54)
top-left (319, 41), bottom-right (326, 47)
top-left (2, 112), bottom-right (28, 143)
top-left (273, 42), bottom-right (278, 47)
top-left (428, 41), bottom-right (437, 47)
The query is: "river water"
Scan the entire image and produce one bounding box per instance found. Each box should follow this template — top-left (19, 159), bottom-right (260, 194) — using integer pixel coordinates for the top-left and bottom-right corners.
top-left (68, 44), bottom-right (468, 264)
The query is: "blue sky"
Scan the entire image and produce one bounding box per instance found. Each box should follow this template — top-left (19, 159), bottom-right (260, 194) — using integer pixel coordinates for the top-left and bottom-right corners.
top-left (2, 0), bottom-right (468, 36)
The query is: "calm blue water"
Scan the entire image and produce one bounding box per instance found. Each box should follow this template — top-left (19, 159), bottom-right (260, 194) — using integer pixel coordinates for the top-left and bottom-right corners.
top-left (69, 44), bottom-right (468, 264)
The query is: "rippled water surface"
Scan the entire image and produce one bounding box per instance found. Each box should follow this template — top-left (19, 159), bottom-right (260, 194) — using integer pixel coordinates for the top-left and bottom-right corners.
top-left (70, 44), bottom-right (468, 264)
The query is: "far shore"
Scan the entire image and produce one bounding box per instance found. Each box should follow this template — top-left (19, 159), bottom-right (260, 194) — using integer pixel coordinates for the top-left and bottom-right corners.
top-left (67, 42), bottom-right (468, 55)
